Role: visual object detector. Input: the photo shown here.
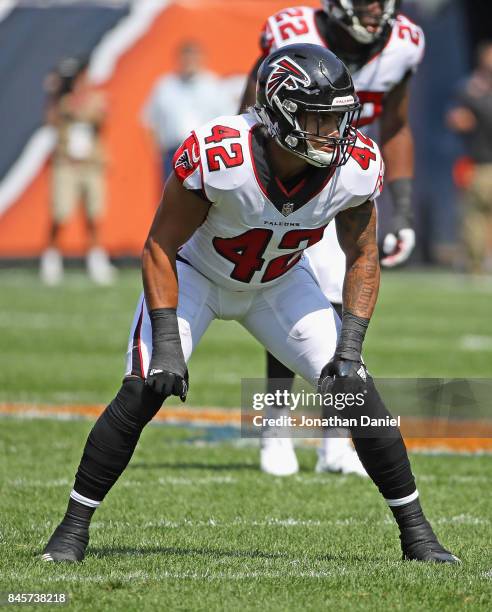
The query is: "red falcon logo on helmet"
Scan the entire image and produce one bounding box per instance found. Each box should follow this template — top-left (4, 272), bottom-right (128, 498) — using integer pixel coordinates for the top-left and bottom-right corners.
top-left (265, 56), bottom-right (311, 105)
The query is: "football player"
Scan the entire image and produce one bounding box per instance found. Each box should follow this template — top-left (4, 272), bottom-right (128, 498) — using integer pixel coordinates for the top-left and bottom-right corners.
top-left (239, 0), bottom-right (424, 476)
top-left (42, 44), bottom-right (458, 564)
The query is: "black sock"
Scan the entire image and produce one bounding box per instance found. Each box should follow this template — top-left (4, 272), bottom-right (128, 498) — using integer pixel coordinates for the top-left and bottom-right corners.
top-left (74, 378), bottom-right (163, 501)
top-left (348, 378), bottom-right (416, 500)
top-left (390, 498), bottom-right (435, 542)
top-left (61, 497), bottom-right (96, 530)
top-left (266, 351), bottom-right (295, 392)
top-left (44, 497), bottom-right (93, 556)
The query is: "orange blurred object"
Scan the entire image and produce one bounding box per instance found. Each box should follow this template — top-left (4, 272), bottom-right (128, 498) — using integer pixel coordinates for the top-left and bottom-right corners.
top-left (452, 155), bottom-right (475, 189)
top-left (0, 0), bottom-right (320, 258)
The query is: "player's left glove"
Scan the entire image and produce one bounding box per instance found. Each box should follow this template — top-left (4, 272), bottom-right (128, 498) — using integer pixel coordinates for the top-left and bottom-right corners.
top-left (318, 356), bottom-right (368, 398)
top-left (318, 311), bottom-right (369, 397)
top-left (380, 178), bottom-right (416, 268)
top-left (146, 308), bottom-right (188, 402)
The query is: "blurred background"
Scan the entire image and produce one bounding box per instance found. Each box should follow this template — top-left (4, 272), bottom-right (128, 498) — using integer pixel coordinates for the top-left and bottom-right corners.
top-left (0, 0), bottom-right (491, 268)
top-left (0, 0), bottom-right (492, 409)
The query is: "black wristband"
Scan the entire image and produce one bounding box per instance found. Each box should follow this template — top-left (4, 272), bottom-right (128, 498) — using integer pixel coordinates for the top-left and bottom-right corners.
top-left (148, 308), bottom-right (186, 377)
top-left (335, 311), bottom-right (369, 362)
top-left (388, 178), bottom-right (413, 231)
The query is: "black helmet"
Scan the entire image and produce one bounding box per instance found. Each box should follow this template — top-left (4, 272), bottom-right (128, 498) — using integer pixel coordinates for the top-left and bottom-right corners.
top-left (255, 43), bottom-right (360, 168)
top-left (323, 1), bottom-right (400, 45)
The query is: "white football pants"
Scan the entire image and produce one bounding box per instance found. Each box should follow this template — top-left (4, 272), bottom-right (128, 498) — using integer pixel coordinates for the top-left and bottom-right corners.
top-left (304, 221), bottom-right (345, 305)
top-left (125, 258), bottom-right (341, 387)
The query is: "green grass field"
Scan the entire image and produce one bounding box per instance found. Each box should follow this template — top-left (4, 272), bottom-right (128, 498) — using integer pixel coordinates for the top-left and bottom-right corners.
top-left (1, 268), bottom-right (492, 406)
top-left (1, 269), bottom-right (492, 611)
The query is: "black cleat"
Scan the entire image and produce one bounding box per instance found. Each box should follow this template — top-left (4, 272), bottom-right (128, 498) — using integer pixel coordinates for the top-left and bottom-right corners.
top-left (41, 522), bottom-right (89, 563)
top-left (401, 521), bottom-right (461, 564)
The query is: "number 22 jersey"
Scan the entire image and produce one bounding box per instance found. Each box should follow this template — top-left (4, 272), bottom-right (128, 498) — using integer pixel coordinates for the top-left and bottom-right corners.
top-left (174, 112), bottom-right (383, 291)
top-left (260, 7), bottom-right (425, 127)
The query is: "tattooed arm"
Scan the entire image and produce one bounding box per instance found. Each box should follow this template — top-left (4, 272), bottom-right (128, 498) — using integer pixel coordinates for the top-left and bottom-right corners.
top-left (317, 199), bottom-right (381, 376)
top-left (335, 199), bottom-right (380, 321)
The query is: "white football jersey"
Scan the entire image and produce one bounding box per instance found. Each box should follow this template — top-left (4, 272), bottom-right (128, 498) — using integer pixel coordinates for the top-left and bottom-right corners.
top-left (260, 7), bottom-right (425, 126)
top-left (173, 113), bottom-right (383, 291)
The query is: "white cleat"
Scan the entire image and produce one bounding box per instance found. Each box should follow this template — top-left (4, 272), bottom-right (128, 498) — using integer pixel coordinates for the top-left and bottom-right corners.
top-left (40, 247), bottom-right (63, 286)
top-left (315, 438), bottom-right (368, 477)
top-left (260, 437), bottom-right (299, 476)
top-left (86, 247), bottom-right (117, 285)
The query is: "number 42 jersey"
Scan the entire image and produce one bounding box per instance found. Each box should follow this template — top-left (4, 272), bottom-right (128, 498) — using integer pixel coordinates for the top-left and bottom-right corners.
top-left (174, 112), bottom-right (383, 291)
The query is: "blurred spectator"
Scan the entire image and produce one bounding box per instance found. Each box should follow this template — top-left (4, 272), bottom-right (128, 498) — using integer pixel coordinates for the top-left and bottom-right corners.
top-left (447, 41), bottom-right (492, 274)
top-left (143, 41), bottom-right (227, 183)
top-left (40, 56), bottom-right (116, 286)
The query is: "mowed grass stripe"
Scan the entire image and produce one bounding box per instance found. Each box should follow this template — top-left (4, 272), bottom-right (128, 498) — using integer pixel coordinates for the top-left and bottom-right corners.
top-left (1, 269), bottom-right (492, 406)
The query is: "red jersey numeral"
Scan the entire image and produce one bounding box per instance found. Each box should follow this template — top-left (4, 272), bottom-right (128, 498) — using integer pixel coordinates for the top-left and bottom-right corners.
top-left (213, 229), bottom-right (272, 283)
top-left (351, 132), bottom-right (377, 170)
top-left (397, 23), bottom-right (420, 46)
top-left (213, 226), bottom-right (326, 284)
top-left (274, 8), bottom-right (309, 40)
top-left (262, 226), bottom-right (326, 282)
top-left (206, 144), bottom-right (244, 172)
top-left (205, 125), bottom-right (241, 144)
top-left (351, 145), bottom-right (377, 171)
top-left (205, 125), bottom-right (244, 172)
top-left (279, 19), bottom-right (309, 40)
top-left (356, 130), bottom-right (374, 147)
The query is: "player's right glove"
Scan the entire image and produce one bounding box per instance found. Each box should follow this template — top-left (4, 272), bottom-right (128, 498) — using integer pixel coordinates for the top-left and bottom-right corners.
top-left (380, 178), bottom-right (416, 268)
top-left (146, 308), bottom-right (188, 402)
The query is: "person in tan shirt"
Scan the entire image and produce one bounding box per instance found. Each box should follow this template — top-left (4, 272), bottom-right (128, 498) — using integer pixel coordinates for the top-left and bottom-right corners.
top-left (447, 42), bottom-right (492, 275)
top-left (40, 56), bottom-right (116, 285)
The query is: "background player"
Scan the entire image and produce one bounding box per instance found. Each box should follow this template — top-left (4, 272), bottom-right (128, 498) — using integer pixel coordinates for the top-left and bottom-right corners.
top-left (40, 56), bottom-right (115, 286)
top-left (42, 44), bottom-right (457, 566)
top-left (239, 0), bottom-right (425, 476)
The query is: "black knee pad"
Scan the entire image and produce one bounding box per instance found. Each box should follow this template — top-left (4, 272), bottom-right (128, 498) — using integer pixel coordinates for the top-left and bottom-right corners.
top-left (105, 376), bottom-right (164, 432)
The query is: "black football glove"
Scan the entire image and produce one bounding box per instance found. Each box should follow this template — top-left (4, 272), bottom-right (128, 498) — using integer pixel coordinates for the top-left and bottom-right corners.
top-left (146, 367), bottom-right (188, 402)
top-left (146, 308), bottom-right (188, 402)
top-left (318, 356), bottom-right (368, 396)
top-left (318, 311), bottom-right (369, 397)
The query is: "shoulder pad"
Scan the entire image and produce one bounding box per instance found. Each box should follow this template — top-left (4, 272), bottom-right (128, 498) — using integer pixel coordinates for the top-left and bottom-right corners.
top-left (392, 14), bottom-right (425, 72)
top-left (261, 6), bottom-right (318, 53)
top-left (340, 130), bottom-right (384, 200)
top-left (193, 114), bottom-right (257, 195)
top-left (173, 132), bottom-right (204, 192)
